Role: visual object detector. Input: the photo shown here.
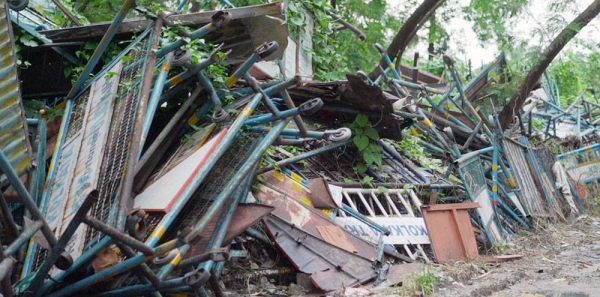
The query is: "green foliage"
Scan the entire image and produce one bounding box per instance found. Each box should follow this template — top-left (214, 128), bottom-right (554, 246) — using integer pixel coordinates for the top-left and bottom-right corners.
top-left (348, 114), bottom-right (382, 173)
top-left (548, 46), bottom-right (600, 106)
top-left (387, 265), bottom-right (440, 295)
top-left (463, 0), bottom-right (529, 49)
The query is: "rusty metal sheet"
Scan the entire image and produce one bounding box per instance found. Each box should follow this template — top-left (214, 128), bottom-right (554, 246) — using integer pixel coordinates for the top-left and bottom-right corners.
top-left (421, 203), bottom-right (480, 264)
top-left (263, 215), bottom-right (376, 292)
top-left (306, 178), bottom-right (338, 209)
top-left (255, 171), bottom-right (378, 261)
top-left (0, 1), bottom-right (31, 184)
top-left (223, 203), bottom-right (274, 244)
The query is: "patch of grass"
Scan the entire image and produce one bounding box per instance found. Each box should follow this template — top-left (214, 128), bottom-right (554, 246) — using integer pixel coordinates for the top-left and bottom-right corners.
top-left (388, 265), bottom-right (440, 296)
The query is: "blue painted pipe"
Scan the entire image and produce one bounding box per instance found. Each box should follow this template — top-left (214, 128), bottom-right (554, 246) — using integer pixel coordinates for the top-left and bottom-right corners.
top-left (156, 119), bottom-right (290, 280)
top-left (0, 149), bottom-right (58, 252)
top-left (66, 0), bottom-right (135, 100)
top-left (140, 53), bottom-right (173, 156)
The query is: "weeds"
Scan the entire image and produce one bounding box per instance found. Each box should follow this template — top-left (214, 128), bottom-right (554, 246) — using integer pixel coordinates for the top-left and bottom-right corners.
top-left (388, 265), bottom-right (440, 296)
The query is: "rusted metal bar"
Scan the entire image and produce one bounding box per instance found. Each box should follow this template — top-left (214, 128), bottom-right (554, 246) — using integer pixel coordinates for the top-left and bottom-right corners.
top-left (81, 216), bottom-right (155, 255)
top-left (256, 139), bottom-right (349, 174)
top-left (0, 190), bottom-right (19, 241)
top-left (25, 190), bottom-right (98, 297)
top-left (117, 18), bottom-right (162, 231)
top-left (0, 149), bottom-right (60, 256)
top-left (134, 85), bottom-right (203, 191)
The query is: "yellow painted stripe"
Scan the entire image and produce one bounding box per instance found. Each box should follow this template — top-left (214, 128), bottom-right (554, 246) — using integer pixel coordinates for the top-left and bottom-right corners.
top-left (225, 75), bottom-right (237, 87)
top-left (291, 181), bottom-right (304, 192)
top-left (491, 164), bottom-right (499, 171)
top-left (188, 115), bottom-right (199, 126)
top-left (423, 118), bottom-right (433, 128)
top-left (586, 146), bottom-right (593, 152)
top-left (290, 172), bottom-right (304, 183)
top-left (508, 177), bottom-right (516, 187)
top-left (390, 64), bottom-right (395, 70)
top-left (152, 226), bottom-right (167, 240)
top-left (171, 252), bottom-right (182, 266)
top-left (161, 61), bottom-right (171, 72)
top-left (299, 195), bottom-right (313, 207)
top-left (492, 185), bottom-right (498, 192)
top-left (273, 170), bottom-right (285, 181)
top-left (205, 23), bottom-right (214, 30)
top-left (411, 128), bottom-right (418, 136)
top-left (444, 113), bottom-right (450, 119)
top-left (169, 75), bottom-right (183, 86)
top-left (238, 107), bottom-right (252, 118)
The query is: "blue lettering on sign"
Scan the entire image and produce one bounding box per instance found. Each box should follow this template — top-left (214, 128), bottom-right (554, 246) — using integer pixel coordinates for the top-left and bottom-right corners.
top-left (343, 223), bottom-right (428, 237)
top-left (344, 225), bottom-right (360, 236)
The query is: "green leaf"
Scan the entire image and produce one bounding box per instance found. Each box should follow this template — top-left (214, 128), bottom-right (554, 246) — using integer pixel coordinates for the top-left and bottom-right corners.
top-left (290, 16), bottom-right (303, 26)
top-left (356, 163), bottom-right (368, 173)
top-left (353, 135), bottom-right (369, 151)
top-left (403, 184), bottom-right (414, 190)
top-left (355, 114), bottom-right (369, 127)
top-left (361, 176), bottom-right (374, 184)
top-left (377, 186), bottom-right (388, 193)
top-left (365, 127), bottom-right (379, 140)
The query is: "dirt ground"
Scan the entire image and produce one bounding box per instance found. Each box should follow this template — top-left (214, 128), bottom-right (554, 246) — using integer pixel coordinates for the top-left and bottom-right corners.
top-left (428, 214), bottom-right (600, 297)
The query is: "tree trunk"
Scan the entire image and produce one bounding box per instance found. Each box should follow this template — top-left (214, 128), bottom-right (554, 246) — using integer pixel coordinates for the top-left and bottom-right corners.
top-left (498, 0), bottom-right (600, 130)
top-left (370, 0), bottom-right (445, 76)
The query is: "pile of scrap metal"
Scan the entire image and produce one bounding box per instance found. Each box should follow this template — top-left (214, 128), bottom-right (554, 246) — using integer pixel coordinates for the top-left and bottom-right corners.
top-left (0, 0), bottom-right (597, 296)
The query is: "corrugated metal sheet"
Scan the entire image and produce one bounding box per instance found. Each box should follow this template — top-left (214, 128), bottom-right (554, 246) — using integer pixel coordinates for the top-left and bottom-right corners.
top-left (0, 0), bottom-right (32, 184)
top-left (502, 138), bottom-right (549, 218)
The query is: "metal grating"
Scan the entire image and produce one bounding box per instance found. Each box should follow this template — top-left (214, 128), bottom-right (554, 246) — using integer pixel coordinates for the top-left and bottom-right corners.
top-left (65, 90), bottom-right (90, 140)
top-left (458, 157), bottom-right (486, 196)
top-left (84, 38), bottom-right (151, 249)
top-left (0, 0), bottom-right (32, 184)
top-left (164, 129), bottom-right (266, 240)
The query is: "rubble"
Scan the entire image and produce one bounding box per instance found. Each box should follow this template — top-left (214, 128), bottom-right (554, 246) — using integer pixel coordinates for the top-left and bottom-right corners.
top-left (0, 0), bottom-right (599, 296)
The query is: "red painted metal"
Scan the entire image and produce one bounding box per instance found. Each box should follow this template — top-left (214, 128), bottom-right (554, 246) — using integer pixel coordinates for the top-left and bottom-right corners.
top-left (421, 203), bottom-right (480, 263)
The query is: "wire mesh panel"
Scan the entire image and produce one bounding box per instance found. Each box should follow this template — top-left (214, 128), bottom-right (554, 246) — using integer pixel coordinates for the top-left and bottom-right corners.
top-left (30, 27), bottom-right (155, 273)
top-left (457, 157), bottom-right (503, 244)
top-left (502, 138), bottom-right (550, 218)
top-left (164, 129), bottom-right (267, 241)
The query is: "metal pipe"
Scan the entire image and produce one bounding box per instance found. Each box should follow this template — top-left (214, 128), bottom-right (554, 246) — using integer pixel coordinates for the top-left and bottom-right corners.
top-left (35, 236), bottom-right (113, 295)
top-left (117, 19), bottom-right (163, 233)
top-left (280, 89), bottom-right (309, 136)
top-left (81, 216), bottom-right (155, 255)
top-left (453, 147), bottom-right (494, 165)
top-left (257, 140), bottom-right (349, 174)
top-left (243, 228), bottom-right (272, 246)
top-left (65, 0), bottom-right (135, 100)
top-left (341, 204), bottom-right (390, 235)
top-left (146, 78), bottom-right (296, 250)
top-left (0, 150), bottom-right (58, 250)
top-left (140, 52), bottom-right (173, 156)
top-left (135, 85), bottom-right (203, 189)
top-left (3, 220), bottom-right (43, 256)
top-left (26, 190), bottom-right (99, 297)
top-left (157, 119), bottom-right (290, 280)
top-left (156, 12), bottom-right (230, 58)
top-left (0, 191), bottom-right (19, 241)
top-left (90, 276), bottom-right (190, 297)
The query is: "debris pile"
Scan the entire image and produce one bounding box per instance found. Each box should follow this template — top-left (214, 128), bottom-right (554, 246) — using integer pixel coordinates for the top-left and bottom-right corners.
top-left (0, 1), bottom-right (598, 297)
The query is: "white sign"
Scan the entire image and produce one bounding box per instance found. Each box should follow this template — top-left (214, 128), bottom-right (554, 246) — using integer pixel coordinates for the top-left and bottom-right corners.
top-left (60, 62), bottom-right (122, 261)
top-left (334, 216), bottom-right (430, 245)
top-left (566, 161), bottom-right (600, 184)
